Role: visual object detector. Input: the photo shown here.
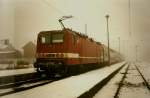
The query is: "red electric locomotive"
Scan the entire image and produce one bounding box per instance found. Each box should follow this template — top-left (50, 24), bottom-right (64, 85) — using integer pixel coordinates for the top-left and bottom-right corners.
top-left (34, 28), bottom-right (103, 75)
top-left (34, 17), bottom-right (104, 76)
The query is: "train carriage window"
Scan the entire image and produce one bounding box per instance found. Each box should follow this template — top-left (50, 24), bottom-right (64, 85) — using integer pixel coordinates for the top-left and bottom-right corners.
top-left (52, 33), bottom-right (64, 43)
top-left (40, 34), bottom-right (51, 44)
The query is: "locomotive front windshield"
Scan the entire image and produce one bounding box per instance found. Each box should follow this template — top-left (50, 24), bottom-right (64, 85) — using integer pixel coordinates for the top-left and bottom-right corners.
top-left (52, 33), bottom-right (64, 43)
top-left (40, 33), bottom-right (64, 44)
top-left (41, 34), bottom-right (51, 44)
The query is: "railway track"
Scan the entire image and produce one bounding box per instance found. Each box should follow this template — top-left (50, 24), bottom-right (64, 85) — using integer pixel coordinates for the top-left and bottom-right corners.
top-left (113, 63), bottom-right (150, 98)
top-left (78, 63), bottom-right (127, 98)
top-left (1, 62), bottom-right (134, 98)
top-left (0, 79), bottom-right (53, 97)
top-left (92, 63), bottom-right (150, 98)
top-left (0, 73), bottom-right (56, 97)
top-left (77, 62), bottom-right (150, 98)
top-left (114, 64), bottom-right (130, 98)
top-left (134, 64), bottom-right (150, 90)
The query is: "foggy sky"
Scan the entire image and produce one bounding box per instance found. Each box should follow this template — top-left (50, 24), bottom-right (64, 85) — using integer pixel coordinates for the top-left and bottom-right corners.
top-left (1, 0), bottom-right (150, 61)
top-left (0, 0), bottom-right (14, 44)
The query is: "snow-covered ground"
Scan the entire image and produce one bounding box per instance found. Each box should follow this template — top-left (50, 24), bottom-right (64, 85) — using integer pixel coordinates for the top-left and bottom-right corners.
top-left (94, 62), bottom-right (150, 98)
top-left (1, 62), bottom-right (125, 98)
top-left (0, 64), bottom-right (33, 70)
top-left (0, 67), bottom-right (36, 77)
top-left (93, 64), bottom-right (128, 98)
top-left (137, 62), bottom-right (150, 85)
top-left (119, 63), bottom-right (150, 98)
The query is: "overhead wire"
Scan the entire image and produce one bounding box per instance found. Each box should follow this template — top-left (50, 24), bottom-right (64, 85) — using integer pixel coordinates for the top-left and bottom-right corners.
top-left (39, 0), bottom-right (66, 15)
top-left (39, 0), bottom-right (87, 34)
top-left (39, 0), bottom-right (86, 23)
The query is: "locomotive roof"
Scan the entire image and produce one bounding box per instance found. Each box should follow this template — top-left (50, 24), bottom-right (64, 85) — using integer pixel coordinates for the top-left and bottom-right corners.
top-left (39, 30), bottom-right (62, 34)
top-left (38, 28), bottom-right (101, 45)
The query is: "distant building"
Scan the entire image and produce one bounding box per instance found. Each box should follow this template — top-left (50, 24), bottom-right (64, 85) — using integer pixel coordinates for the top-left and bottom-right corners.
top-left (22, 41), bottom-right (36, 58)
top-left (0, 39), bottom-right (9, 45)
top-left (0, 40), bottom-right (22, 59)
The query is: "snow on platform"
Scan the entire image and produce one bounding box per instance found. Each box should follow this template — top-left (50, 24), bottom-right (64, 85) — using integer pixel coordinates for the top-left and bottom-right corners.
top-left (0, 67), bottom-right (36, 77)
top-left (93, 64), bottom-right (128, 98)
top-left (1, 62), bottom-right (125, 98)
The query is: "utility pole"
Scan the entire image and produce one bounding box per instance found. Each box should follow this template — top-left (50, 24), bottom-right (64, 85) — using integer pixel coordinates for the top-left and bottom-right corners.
top-left (129, 0), bottom-right (132, 37)
top-left (105, 14), bottom-right (110, 66)
top-left (85, 24), bottom-right (87, 35)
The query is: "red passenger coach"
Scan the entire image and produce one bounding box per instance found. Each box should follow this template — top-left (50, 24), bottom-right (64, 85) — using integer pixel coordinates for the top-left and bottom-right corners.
top-left (34, 28), bottom-right (103, 76)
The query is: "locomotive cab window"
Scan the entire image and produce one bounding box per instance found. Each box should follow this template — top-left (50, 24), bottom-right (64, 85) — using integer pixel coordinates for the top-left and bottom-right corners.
top-left (40, 34), bottom-right (51, 44)
top-left (52, 33), bottom-right (64, 43)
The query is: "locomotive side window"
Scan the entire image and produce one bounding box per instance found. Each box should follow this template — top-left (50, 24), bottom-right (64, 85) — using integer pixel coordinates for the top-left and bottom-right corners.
top-left (52, 33), bottom-right (64, 43)
top-left (41, 34), bottom-right (51, 44)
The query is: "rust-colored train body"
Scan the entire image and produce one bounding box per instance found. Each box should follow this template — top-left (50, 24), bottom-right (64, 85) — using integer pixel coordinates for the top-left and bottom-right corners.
top-left (34, 29), bottom-right (103, 75)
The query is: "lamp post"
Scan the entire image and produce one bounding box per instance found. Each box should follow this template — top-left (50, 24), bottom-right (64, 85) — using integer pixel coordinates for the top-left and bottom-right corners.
top-left (105, 14), bottom-right (110, 66)
top-left (85, 24), bottom-right (87, 35)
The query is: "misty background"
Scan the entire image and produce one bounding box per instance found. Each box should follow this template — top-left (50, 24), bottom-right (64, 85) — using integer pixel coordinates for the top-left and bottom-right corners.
top-left (0, 0), bottom-right (150, 62)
